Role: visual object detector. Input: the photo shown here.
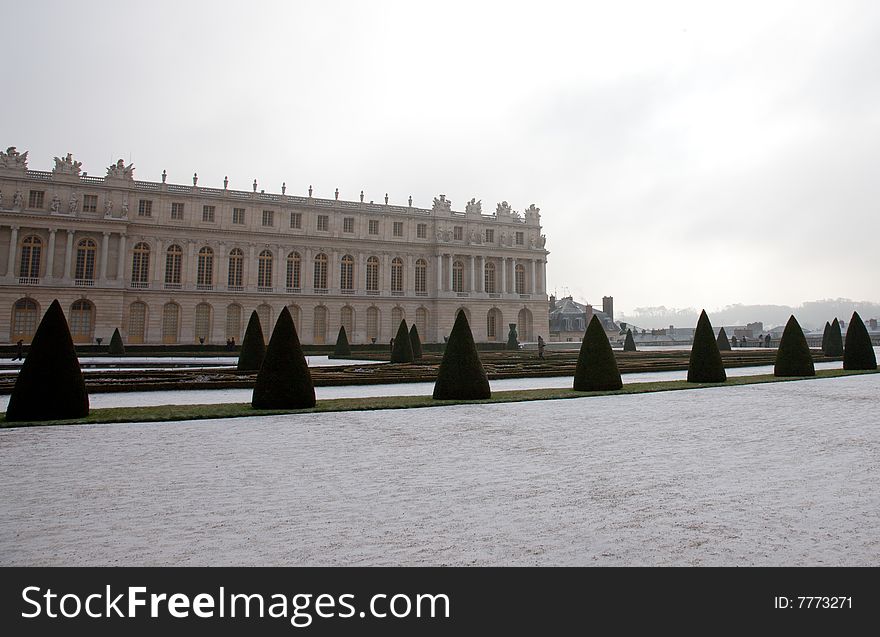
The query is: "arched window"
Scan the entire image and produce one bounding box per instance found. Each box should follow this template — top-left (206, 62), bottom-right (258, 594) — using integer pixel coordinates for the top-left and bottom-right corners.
top-left (415, 307), bottom-right (428, 340)
top-left (313, 253), bottom-right (328, 290)
top-left (366, 306), bottom-right (380, 342)
top-left (484, 261), bottom-right (496, 294)
top-left (487, 308), bottom-right (502, 341)
top-left (258, 250), bottom-right (273, 289)
top-left (75, 238), bottom-right (97, 281)
top-left (11, 298), bottom-right (39, 341)
top-left (197, 247), bottom-right (214, 288)
top-left (128, 301), bottom-right (147, 343)
top-left (452, 260), bottom-right (464, 293)
top-left (165, 245), bottom-right (183, 286)
top-left (341, 306), bottom-right (354, 339)
top-left (340, 254), bottom-right (354, 291)
top-left (391, 257), bottom-right (404, 293)
top-left (225, 304), bottom-right (242, 342)
top-left (228, 248), bottom-right (244, 288)
top-left (415, 258), bottom-right (427, 295)
top-left (366, 256), bottom-right (379, 292)
top-left (162, 303), bottom-right (179, 343)
top-left (194, 302), bottom-right (212, 342)
top-left (287, 304), bottom-right (301, 331)
top-left (256, 304), bottom-right (272, 337)
top-left (19, 235), bottom-right (42, 279)
top-left (130, 242), bottom-right (150, 286)
top-left (313, 305), bottom-right (327, 344)
top-left (517, 308), bottom-right (533, 342)
top-left (515, 263), bottom-right (526, 295)
top-left (69, 299), bottom-right (94, 343)
top-left (286, 251), bottom-right (301, 290)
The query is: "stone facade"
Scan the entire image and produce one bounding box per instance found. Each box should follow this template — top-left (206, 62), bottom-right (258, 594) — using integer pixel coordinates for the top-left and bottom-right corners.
top-left (0, 147), bottom-right (549, 345)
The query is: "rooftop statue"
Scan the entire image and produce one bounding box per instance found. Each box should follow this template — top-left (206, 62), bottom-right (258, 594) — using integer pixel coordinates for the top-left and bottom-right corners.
top-left (496, 201), bottom-right (512, 216)
top-left (432, 194), bottom-right (452, 214)
top-left (53, 153), bottom-right (82, 176)
top-left (106, 158), bottom-right (135, 180)
top-left (0, 146), bottom-right (28, 170)
top-left (465, 198), bottom-right (482, 215)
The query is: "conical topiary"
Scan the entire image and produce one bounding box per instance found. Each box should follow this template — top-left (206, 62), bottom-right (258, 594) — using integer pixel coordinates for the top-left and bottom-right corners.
top-left (390, 319), bottom-right (414, 363)
top-left (333, 325), bottom-right (351, 357)
top-left (687, 310), bottom-right (726, 383)
top-left (252, 306), bottom-right (315, 409)
top-left (821, 321), bottom-right (832, 354)
top-left (237, 310), bottom-right (266, 371)
top-left (843, 311), bottom-right (877, 370)
top-left (716, 326), bottom-right (731, 351)
top-left (409, 323), bottom-right (423, 359)
top-left (774, 315), bottom-right (815, 377)
top-left (5, 299), bottom-right (89, 421)
top-left (573, 315), bottom-right (623, 391)
top-left (433, 310), bottom-right (491, 400)
top-left (623, 329), bottom-right (637, 352)
top-left (108, 327), bottom-right (125, 355)
top-left (825, 318), bottom-right (844, 357)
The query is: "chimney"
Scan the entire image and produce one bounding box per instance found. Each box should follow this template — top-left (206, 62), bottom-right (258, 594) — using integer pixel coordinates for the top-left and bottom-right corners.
top-left (549, 294), bottom-right (556, 311)
top-left (869, 318), bottom-right (878, 331)
top-left (585, 304), bottom-right (593, 320)
top-left (602, 296), bottom-right (613, 323)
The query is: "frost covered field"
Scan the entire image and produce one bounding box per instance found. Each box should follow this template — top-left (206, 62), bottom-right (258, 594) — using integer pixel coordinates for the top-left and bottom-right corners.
top-left (1, 374), bottom-right (878, 566)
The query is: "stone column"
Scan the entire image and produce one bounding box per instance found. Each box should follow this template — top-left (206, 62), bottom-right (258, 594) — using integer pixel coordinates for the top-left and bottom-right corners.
top-left (501, 257), bottom-right (507, 295)
top-left (303, 247), bottom-right (312, 290)
top-left (247, 245), bottom-right (257, 288)
top-left (64, 230), bottom-right (75, 280)
top-left (100, 232), bottom-right (110, 282)
top-left (406, 254), bottom-right (414, 295)
top-left (436, 254), bottom-right (443, 293)
top-left (153, 238), bottom-right (165, 286)
top-left (382, 253), bottom-right (390, 293)
top-left (531, 259), bottom-right (537, 295)
top-left (115, 234), bottom-right (126, 281)
top-left (330, 249), bottom-right (338, 293)
top-left (7, 225), bottom-right (18, 278)
top-left (186, 241), bottom-right (196, 288)
top-left (448, 254), bottom-right (454, 291)
top-left (46, 229), bottom-right (56, 280)
top-left (358, 253), bottom-right (365, 293)
top-left (469, 255), bottom-right (475, 292)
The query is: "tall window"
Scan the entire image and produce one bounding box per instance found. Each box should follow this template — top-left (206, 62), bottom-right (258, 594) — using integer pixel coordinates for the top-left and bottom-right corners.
top-left (162, 303), bottom-right (179, 343)
top-left (313, 253), bottom-right (328, 289)
top-left (343, 217), bottom-right (354, 233)
top-left (341, 306), bottom-right (354, 339)
top-left (128, 301), bottom-right (147, 343)
top-left (313, 306), bottom-right (327, 345)
top-left (232, 208), bottom-right (245, 225)
top-left (417, 223), bottom-right (427, 239)
top-left (391, 257), bottom-right (404, 292)
top-left (515, 263), bottom-right (526, 294)
top-left (11, 298), bottom-right (39, 341)
top-left (197, 247), bottom-right (214, 288)
top-left (69, 299), bottom-right (94, 342)
top-left (393, 221), bottom-right (404, 237)
top-left (290, 212), bottom-right (302, 228)
top-left (516, 231), bottom-right (524, 245)
top-left (366, 256), bottom-right (379, 292)
top-left (131, 242), bottom-right (150, 285)
top-left (138, 200), bottom-right (153, 217)
top-left (368, 220), bottom-right (379, 235)
top-left (452, 260), bottom-right (463, 292)
top-left (415, 259), bottom-right (427, 295)
top-left (258, 250), bottom-right (273, 289)
top-left (19, 235), bottom-right (42, 279)
top-left (366, 306), bottom-right (379, 342)
top-left (225, 304), bottom-right (242, 342)
top-left (317, 215), bottom-right (329, 231)
top-left (28, 190), bottom-right (45, 209)
top-left (487, 308), bottom-right (501, 341)
top-left (415, 307), bottom-right (428, 339)
top-left (165, 245), bottom-right (182, 286)
top-left (453, 226), bottom-right (463, 241)
top-left (83, 195), bottom-right (98, 213)
top-left (75, 238), bottom-right (97, 281)
top-left (262, 210), bottom-right (274, 227)
top-left (485, 229), bottom-right (494, 243)
top-left (228, 249), bottom-right (244, 288)
top-left (171, 202), bottom-right (185, 220)
top-left (195, 303), bottom-right (212, 342)
top-left (484, 261), bottom-right (496, 293)
top-left (286, 251), bottom-right (301, 290)
top-left (202, 205), bottom-right (215, 222)
top-left (340, 255), bottom-right (354, 291)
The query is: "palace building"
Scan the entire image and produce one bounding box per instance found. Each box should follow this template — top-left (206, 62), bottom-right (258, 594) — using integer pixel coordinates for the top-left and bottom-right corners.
top-left (0, 146), bottom-right (549, 346)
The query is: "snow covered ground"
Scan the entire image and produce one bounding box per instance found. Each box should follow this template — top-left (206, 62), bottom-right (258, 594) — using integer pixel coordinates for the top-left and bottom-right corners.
top-left (1, 373), bottom-right (878, 566)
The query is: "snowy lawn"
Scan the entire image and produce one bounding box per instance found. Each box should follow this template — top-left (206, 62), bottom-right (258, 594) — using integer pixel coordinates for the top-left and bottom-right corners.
top-left (1, 373), bottom-right (877, 566)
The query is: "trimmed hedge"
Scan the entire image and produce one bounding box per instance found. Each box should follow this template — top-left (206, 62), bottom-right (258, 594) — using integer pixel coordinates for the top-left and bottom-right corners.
top-left (390, 320), bottom-right (414, 363)
top-left (774, 315), bottom-right (815, 377)
top-left (573, 315), bottom-right (623, 391)
top-left (825, 318), bottom-right (844, 357)
top-left (109, 328), bottom-right (125, 355)
top-left (623, 329), bottom-right (637, 352)
top-left (5, 299), bottom-right (89, 421)
top-left (334, 326), bottom-right (351, 357)
top-left (252, 307), bottom-right (315, 409)
top-left (506, 323), bottom-right (519, 350)
top-left (821, 321), bottom-right (832, 354)
top-left (716, 327), bottom-right (731, 351)
top-left (237, 310), bottom-right (266, 371)
top-left (687, 310), bottom-right (727, 383)
top-left (433, 310), bottom-right (491, 400)
top-left (843, 311), bottom-right (877, 370)
top-left (409, 324), bottom-right (423, 359)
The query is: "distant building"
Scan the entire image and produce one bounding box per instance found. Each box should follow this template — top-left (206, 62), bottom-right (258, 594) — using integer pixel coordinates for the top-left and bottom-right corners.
top-left (548, 295), bottom-right (617, 342)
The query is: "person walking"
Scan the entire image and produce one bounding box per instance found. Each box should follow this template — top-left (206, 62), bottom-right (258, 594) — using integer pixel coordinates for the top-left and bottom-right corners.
top-left (12, 339), bottom-right (23, 361)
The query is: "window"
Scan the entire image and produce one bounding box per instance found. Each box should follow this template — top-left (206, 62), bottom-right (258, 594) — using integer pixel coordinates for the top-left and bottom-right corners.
top-left (69, 299), bottom-right (94, 343)
top-left (258, 250), bottom-right (273, 288)
top-left (317, 215), bottom-right (329, 231)
top-left (313, 253), bottom-right (328, 289)
top-left (368, 219), bottom-right (379, 235)
top-left (487, 309), bottom-right (499, 340)
top-left (516, 231), bottom-right (524, 245)
top-left (452, 260), bottom-right (463, 292)
top-left (417, 223), bottom-right (427, 239)
top-left (195, 303), bottom-right (212, 343)
top-left (290, 211), bottom-right (302, 229)
top-left (28, 190), bottom-right (45, 209)
top-left (415, 259), bottom-right (427, 295)
top-left (515, 263), bottom-right (526, 294)
top-left (75, 238), bottom-right (97, 281)
top-left (393, 221), bottom-right (403, 237)
top-left (485, 261), bottom-right (496, 293)
top-left (131, 242), bottom-right (151, 285)
top-left (366, 256), bottom-right (379, 292)
top-left (343, 217), bottom-right (354, 233)
top-left (197, 247), bottom-right (214, 288)
top-left (341, 306), bottom-right (354, 338)
top-left (453, 226), bottom-right (463, 241)
top-left (162, 303), bottom-right (179, 343)
top-left (415, 307), bottom-right (428, 339)
top-left (227, 248), bottom-right (243, 288)
top-left (232, 208), bottom-right (245, 225)
top-left (128, 302), bottom-right (147, 344)
top-left (83, 195), bottom-right (98, 213)
top-left (171, 202), bottom-right (185, 220)
top-left (366, 307), bottom-right (379, 342)
top-left (485, 229), bottom-right (494, 243)
top-left (262, 210), bottom-right (274, 227)
top-left (286, 252), bottom-right (301, 290)
top-left (313, 306), bottom-right (327, 345)
top-left (12, 298), bottom-right (39, 341)
top-left (138, 200), bottom-right (152, 217)
top-left (202, 205), bottom-right (215, 222)
top-left (19, 235), bottom-right (42, 279)
top-left (340, 255), bottom-right (354, 291)
top-left (226, 304), bottom-right (242, 342)
top-left (391, 257), bottom-right (403, 292)
top-left (165, 245), bottom-right (182, 285)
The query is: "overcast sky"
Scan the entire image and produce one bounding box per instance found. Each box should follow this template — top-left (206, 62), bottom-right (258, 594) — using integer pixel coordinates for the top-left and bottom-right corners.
top-left (3, 0), bottom-right (878, 314)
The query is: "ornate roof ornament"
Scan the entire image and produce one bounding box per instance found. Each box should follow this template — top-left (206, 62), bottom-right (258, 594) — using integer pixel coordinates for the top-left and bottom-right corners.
top-left (465, 198), bottom-right (482, 215)
top-left (432, 194), bottom-right (452, 214)
top-left (0, 146), bottom-right (28, 171)
top-left (496, 201), bottom-right (512, 216)
top-left (106, 158), bottom-right (135, 180)
top-left (53, 153), bottom-right (82, 176)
